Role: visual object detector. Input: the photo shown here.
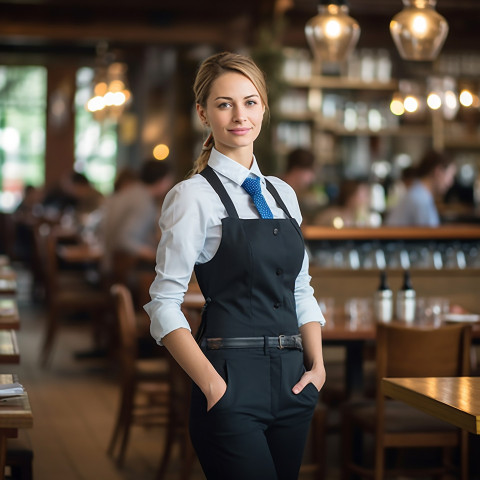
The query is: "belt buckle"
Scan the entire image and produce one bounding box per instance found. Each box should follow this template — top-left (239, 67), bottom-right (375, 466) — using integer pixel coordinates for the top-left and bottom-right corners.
top-left (278, 335), bottom-right (285, 349)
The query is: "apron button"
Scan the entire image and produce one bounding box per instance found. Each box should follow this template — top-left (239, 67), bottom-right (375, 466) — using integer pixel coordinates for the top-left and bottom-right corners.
top-left (276, 268), bottom-right (283, 276)
top-left (273, 228), bottom-right (279, 235)
top-left (274, 302), bottom-right (281, 309)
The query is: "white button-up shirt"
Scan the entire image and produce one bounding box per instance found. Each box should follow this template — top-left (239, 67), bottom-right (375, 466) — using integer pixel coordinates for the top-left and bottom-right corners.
top-left (144, 148), bottom-right (325, 343)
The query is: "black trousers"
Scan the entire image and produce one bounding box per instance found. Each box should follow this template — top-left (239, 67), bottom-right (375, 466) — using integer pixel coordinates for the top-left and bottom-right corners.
top-left (189, 348), bottom-right (319, 480)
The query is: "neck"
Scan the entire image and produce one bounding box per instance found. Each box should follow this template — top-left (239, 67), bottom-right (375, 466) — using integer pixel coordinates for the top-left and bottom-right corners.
top-left (216, 145), bottom-right (254, 170)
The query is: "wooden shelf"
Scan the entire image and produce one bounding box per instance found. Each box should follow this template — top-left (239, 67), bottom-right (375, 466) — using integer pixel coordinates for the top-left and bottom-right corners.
top-left (302, 225), bottom-right (480, 241)
top-left (286, 76), bottom-right (398, 91)
top-left (444, 135), bottom-right (480, 149)
top-left (314, 122), bottom-right (432, 137)
top-left (309, 266), bottom-right (480, 276)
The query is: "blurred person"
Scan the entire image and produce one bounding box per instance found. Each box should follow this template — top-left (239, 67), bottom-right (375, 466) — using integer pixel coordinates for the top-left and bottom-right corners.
top-left (42, 171), bottom-right (104, 222)
top-left (113, 166), bottom-right (139, 193)
top-left (385, 149), bottom-right (456, 227)
top-left (12, 184), bottom-right (44, 262)
top-left (386, 165), bottom-right (416, 210)
top-left (99, 159), bottom-right (174, 288)
top-left (144, 52), bottom-right (325, 480)
top-left (281, 147), bottom-right (319, 222)
top-left (315, 179), bottom-right (371, 227)
top-left (281, 148), bottom-right (316, 195)
top-left (67, 172), bottom-right (104, 215)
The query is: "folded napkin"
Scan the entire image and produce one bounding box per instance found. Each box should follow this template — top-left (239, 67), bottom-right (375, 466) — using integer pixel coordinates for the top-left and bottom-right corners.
top-left (0, 383), bottom-right (24, 397)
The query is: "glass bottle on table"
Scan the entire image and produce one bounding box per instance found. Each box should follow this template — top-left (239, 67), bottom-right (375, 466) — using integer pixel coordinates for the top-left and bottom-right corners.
top-left (396, 270), bottom-right (416, 323)
top-left (374, 270), bottom-right (393, 323)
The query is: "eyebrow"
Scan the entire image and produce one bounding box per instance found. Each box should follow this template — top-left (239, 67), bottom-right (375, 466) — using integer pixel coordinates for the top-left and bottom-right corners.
top-left (214, 94), bottom-right (260, 101)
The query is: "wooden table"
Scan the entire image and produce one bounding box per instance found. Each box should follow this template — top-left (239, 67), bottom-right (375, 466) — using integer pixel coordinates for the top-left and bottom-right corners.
top-left (0, 331), bottom-right (20, 364)
top-left (382, 377), bottom-right (480, 435)
top-left (0, 300), bottom-right (19, 330)
top-left (0, 374), bottom-right (33, 480)
top-left (0, 268), bottom-right (15, 282)
top-left (57, 243), bottom-right (103, 264)
top-left (0, 279), bottom-right (16, 297)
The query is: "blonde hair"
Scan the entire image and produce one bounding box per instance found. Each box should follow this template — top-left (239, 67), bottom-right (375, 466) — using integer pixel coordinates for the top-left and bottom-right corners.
top-left (189, 52), bottom-right (269, 176)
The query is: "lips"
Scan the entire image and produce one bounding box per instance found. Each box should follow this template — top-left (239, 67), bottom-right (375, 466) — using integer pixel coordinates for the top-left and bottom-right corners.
top-left (228, 128), bottom-right (251, 135)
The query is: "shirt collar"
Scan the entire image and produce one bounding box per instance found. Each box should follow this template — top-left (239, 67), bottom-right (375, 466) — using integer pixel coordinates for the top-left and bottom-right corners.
top-left (208, 148), bottom-right (265, 186)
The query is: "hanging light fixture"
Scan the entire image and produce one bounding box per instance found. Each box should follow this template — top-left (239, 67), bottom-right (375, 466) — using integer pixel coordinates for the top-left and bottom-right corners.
top-left (390, 0), bottom-right (449, 61)
top-left (305, 0), bottom-right (360, 63)
top-left (86, 42), bottom-right (132, 122)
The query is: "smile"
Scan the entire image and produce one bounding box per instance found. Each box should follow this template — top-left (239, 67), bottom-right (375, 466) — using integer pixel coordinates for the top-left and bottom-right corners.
top-left (228, 128), bottom-right (251, 135)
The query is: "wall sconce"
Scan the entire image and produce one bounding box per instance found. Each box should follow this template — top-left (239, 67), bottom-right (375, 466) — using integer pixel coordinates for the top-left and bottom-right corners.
top-left (305, 0), bottom-right (360, 63)
top-left (390, 0), bottom-right (449, 61)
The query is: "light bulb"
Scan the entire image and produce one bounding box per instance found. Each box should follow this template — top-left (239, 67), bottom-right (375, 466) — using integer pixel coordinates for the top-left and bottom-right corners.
top-left (390, 0), bottom-right (448, 61)
top-left (404, 95), bottom-right (419, 113)
top-left (305, 2), bottom-right (361, 62)
top-left (427, 92), bottom-right (442, 110)
top-left (459, 89), bottom-right (473, 107)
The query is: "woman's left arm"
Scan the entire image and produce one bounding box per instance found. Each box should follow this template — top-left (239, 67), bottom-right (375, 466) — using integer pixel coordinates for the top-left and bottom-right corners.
top-left (293, 321), bottom-right (326, 394)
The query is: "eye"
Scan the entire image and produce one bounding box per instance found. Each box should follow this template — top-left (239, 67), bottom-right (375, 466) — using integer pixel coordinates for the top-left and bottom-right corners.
top-left (217, 102), bottom-right (232, 109)
top-left (246, 100), bottom-right (258, 106)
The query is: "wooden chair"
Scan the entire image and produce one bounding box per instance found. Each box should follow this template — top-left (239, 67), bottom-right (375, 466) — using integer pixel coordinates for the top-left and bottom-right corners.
top-left (108, 283), bottom-right (170, 466)
top-left (341, 322), bottom-right (472, 480)
top-left (154, 343), bottom-right (196, 480)
top-left (5, 431), bottom-right (34, 480)
top-left (35, 224), bottom-right (109, 366)
top-left (153, 299), bottom-right (202, 480)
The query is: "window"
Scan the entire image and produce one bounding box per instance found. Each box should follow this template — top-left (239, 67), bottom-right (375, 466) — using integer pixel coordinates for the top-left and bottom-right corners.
top-left (75, 67), bottom-right (118, 195)
top-left (0, 66), bottom-right (47, 212)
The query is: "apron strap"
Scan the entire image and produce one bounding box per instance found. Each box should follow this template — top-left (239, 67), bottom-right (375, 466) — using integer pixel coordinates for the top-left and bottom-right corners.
top-left (200, 166), bottom-right (239, 219)
top-left (265, 179), bottom-right (294, 219)
top-left (201, 165), bottom-right (296, 221)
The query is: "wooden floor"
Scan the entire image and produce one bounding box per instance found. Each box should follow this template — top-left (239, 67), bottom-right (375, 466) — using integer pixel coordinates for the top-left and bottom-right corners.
top-left (7, 266), bottom-right (342, 480)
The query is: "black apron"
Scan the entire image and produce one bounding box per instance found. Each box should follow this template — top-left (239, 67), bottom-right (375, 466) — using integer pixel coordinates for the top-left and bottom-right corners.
top-left (194, 165), bottom-right (305, 340)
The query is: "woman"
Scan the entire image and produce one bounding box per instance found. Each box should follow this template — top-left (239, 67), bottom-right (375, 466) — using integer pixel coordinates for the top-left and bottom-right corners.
top-left (144, 52), bottom-right (326, 480)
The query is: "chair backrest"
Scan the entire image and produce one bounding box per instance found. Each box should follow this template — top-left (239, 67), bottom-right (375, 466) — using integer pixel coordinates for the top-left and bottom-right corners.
top-left (376, 322), bottom-right (472, 398)
top-left (110, 283), bottom-right (138, 366)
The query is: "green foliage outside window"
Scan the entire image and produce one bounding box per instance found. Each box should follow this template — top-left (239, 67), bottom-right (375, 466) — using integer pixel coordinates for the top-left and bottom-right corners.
top-left (0, 66), bottom-right (47, 211)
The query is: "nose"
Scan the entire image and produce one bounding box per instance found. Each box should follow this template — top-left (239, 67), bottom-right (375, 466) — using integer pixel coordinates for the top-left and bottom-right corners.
top-left (233, 105), bottom-right (247, 123)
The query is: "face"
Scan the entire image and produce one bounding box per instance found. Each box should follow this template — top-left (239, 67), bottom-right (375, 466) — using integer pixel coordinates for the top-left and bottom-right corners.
top-left (293, 169), bottom-right (315, 192)
top-left (434, 164), bottom-right (456, 195)
top-left (197, 72), bottom-right (265, 162)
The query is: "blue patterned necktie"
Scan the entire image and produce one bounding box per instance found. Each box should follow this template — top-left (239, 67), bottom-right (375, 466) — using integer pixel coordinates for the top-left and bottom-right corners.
top-left (242, 176), bottom-right (274, 219)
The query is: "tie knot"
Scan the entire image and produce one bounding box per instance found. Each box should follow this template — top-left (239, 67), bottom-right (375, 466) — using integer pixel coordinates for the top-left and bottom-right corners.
top-left (242, 176), bottom-right (261, 197)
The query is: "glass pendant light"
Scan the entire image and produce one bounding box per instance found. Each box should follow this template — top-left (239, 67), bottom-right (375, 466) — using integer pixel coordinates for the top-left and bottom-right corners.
top-left (305, 0), bottom-right (360, 62)
top-left (390, 0), bottom-right (449, 61)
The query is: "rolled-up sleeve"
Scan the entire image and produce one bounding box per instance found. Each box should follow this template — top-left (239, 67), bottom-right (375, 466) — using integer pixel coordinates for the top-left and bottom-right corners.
top-left (295, 251), bottom-right (325, 327)
top-left (144, 180), bottom-right (208, 344)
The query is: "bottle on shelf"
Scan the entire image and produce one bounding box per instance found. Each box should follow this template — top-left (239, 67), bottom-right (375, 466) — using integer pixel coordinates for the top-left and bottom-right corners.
top-left (374, 270), bottom-right (393, 323)
top-left (396, 270), bottom-right (416, 323)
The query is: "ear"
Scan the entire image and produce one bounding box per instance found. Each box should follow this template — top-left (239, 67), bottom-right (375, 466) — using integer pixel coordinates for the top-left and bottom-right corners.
top-left (196, 103), bottom-right (208, 125)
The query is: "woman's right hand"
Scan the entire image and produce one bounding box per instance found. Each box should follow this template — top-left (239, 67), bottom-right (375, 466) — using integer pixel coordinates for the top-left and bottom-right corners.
top-left (205, 375), bottom-right (227, 411)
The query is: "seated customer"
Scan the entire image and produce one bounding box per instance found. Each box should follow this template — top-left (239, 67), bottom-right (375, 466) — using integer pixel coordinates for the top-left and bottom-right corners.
top-left (315, 179), bottom-right (371, 227)
top-left (282, 148), bottom-right (316, 196)
top-left (281, 148), bottom-right (318, 222)
top-left (99, 159), bottom-right (174, 294)
top-left (385, 149), bottom-right (456, 227)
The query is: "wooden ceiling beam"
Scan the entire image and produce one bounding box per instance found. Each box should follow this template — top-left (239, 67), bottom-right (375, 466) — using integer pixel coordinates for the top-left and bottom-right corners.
top-left (0, 20), bottom-right (226, 46)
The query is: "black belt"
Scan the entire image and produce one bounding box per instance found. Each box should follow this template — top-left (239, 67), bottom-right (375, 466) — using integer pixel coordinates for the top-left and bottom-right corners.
top-left (202, 335), bottom-right (303, 351)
